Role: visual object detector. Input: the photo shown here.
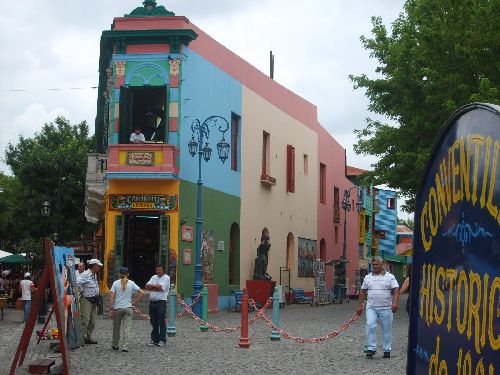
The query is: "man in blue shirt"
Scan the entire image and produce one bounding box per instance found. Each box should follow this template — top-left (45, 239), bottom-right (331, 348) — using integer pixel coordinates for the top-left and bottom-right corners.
top-left (145, 264), bottom-right (170, 347)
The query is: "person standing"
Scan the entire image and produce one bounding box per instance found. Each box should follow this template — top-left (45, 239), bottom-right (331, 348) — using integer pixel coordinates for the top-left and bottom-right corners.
top-left (145, 264), bottom-right (170, 347)
top-left (75, 262), bottom-right (85, 282)
top-left (77, 259), bottom-right (102, 344)
top-left (19, 272), bottom-right (35, 323)
top-left (356, 257), bottom-right (400, 359)
top-left (109, 267), bottom-right (144, 352)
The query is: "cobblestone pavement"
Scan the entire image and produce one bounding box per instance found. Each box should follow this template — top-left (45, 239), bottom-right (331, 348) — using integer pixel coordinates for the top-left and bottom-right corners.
top-left (1, 295), bottom-right (410, 375)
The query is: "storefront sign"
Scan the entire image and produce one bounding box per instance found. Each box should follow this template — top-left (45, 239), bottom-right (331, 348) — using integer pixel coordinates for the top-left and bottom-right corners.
top-left (127, 151), bottom-right (155, 165)
top-left (109, 194), bottom-right (177, 211)
top-left (407, 104), bottom-right (500, 374)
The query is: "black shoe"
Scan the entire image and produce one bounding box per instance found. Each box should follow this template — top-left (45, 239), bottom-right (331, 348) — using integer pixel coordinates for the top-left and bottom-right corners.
top-left (122, 349), bottom-right (128, 352)
top-left (383, 352), bottom-right (391, 358)
top-left (85, 339), bottom-right (98, 345)
top-left (366, 350), bottom-right (375, 358)
top-left (112, 346), bottom-right (119, 351)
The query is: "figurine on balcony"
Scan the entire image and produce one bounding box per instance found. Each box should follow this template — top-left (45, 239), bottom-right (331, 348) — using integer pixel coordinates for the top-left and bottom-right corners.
top-left (129, 128), bottom-right (145, 144)
top-left (253, 229), bottom-right (272, 280)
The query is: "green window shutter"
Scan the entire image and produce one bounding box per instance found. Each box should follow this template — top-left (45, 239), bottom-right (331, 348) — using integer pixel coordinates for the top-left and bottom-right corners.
top-left (159, 216), bottom-right (170, 270)
top-left (119, 86), bottom-right (131, 144)
top-left (110, 215), bottom-right (124, 284)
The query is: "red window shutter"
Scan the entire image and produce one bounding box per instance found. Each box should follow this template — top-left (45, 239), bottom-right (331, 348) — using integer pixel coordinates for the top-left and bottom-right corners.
top-left (286, 145), bottom-right (295, 192)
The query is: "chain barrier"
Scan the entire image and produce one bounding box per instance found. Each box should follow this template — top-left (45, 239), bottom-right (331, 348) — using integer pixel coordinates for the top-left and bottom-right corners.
top-left (131, 292), bottom-right (202, 321)
top-left (175, 295), bottom-right (273, 332)
top-left (248, 299), bottom-right (361, 343)
top-left (132, 294), bottom-right (360, 343)
top-left (175, 292), bottom-right (202, 318)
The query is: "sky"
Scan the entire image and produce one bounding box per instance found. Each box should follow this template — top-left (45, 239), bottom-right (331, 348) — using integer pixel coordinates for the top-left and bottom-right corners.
top-left (0, 0), bottom-right (408, 214)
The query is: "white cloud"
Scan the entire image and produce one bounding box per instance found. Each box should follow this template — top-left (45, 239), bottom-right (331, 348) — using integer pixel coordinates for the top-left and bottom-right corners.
top-left (0, 0), bottom-right (405, 177)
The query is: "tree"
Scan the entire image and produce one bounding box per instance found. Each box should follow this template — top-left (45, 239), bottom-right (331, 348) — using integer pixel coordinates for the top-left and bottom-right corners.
top-left (4, 117), bottom-right (95, 248)
top-left (398, 217), bottom-right (415, 230)
top-left (349, 0), bottom-right (500, 212)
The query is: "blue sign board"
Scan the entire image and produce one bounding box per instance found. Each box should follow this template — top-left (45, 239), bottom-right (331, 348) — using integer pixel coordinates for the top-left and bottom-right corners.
top-left (408, 103), bottom-right (500, 374)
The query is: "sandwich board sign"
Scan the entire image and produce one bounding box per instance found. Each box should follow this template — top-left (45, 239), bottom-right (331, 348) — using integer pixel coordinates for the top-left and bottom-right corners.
top-left (408, 103), bottom-right (500, 374)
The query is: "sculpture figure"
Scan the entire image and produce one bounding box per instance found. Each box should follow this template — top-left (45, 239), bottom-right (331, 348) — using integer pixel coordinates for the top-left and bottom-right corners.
top-left (253, 229), bottom-right (271, 280)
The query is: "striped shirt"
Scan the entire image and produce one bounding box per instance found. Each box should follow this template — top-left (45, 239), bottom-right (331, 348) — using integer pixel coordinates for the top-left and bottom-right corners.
top-left (77, 269), bottom-right (100, 298)
top-left (361, 271), bottom-right (399, 308)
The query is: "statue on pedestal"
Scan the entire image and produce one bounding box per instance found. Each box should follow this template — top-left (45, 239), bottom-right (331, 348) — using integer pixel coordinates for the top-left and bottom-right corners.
top-left (253, 229), bottom-right (271, 280)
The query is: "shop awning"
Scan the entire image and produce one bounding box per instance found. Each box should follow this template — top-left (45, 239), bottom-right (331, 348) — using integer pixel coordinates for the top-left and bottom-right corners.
top-left (0, 254), bottom-right (28, 264)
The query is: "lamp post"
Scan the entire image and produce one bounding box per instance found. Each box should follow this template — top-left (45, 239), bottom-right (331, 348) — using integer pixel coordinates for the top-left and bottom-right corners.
top-left (340, 187), bottom-right (363, 298)
top-left (38, 200), bottom-right (51, 324)
top-left (187, 115), bottom-right (230, 317)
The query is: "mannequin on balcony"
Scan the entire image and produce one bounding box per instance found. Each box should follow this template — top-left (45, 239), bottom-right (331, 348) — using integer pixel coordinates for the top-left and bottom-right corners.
top-left (129, 128), bottom-right (145, 144)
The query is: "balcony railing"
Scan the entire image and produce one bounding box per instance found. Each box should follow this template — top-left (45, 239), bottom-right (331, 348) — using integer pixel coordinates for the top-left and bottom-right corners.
top-left (106, 143), bottom-right (179, 179)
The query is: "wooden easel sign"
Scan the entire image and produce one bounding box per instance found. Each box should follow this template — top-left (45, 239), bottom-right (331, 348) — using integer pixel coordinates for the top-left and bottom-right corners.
top-left (10, 240), bottom-right (83, 374)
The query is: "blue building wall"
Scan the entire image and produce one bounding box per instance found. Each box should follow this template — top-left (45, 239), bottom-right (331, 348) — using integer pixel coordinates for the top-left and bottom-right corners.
top-left (179, 48), bottom-right (242, 198)
top-left (375, 189), bottom-right (397, 255)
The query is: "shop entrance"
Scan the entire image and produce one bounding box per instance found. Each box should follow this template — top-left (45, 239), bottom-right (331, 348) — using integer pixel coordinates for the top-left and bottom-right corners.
top-left (124, 215), bottom-right (160, 287)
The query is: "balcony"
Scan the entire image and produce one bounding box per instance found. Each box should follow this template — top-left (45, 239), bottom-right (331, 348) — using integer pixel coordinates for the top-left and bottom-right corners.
top-left (260, 173), bottom-right (276, 186)
top-left (106, 143), bottom-right (179, 180)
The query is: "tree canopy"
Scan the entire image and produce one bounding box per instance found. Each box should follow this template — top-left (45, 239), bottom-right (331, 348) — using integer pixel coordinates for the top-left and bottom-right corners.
top-left (350, 0), bottom-right (499, 212)
top-left (3, 117), bottom-right (94, 251)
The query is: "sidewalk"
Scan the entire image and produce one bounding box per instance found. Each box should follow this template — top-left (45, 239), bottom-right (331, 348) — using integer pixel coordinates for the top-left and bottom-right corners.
top-left (2, 295), bottom-right (410, 375)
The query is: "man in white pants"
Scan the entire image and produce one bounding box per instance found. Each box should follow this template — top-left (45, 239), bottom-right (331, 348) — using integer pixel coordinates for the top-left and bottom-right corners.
top-left (357, 257), bottom-right (400, 359)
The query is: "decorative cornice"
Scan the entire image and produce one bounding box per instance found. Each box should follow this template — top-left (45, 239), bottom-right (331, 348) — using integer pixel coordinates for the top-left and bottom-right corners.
top-left (126, 0), bottom-right (175, 17)
top-left (101, 29), bottom-right (198, 54)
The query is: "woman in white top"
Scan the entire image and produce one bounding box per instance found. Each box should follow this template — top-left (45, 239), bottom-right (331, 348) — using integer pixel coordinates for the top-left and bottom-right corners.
top-left (109, 267), bottom-right (144, 352)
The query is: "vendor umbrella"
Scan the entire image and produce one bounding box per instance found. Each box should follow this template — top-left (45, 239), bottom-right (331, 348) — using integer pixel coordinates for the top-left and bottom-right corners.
top-left (0, 254), bottom-right (28, 264)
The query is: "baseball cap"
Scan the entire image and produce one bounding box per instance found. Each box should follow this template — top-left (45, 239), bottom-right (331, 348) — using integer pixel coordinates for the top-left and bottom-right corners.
top-left (88, 259), bottom-right (103, 266)
top-left (119, 267), bottom-right (129, 274)
top-left (24, 272), bottom-right (31, 278)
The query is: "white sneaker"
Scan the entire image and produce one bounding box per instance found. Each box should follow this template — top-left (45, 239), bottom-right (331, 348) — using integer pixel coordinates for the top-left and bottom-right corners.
top-left (146, 340), bottom-right (157, 346)
top-left (158, 341), bottom-right (166, 347)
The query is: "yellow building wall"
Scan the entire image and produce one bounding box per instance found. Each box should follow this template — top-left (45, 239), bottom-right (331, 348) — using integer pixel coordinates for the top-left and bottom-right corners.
top-left (101, 179), bottom-right (180, 291)
top-left (240, 86), bottom-right (318, 291)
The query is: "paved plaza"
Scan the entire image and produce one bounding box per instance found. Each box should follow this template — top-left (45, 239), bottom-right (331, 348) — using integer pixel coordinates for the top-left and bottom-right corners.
top-left (1, 295), bottom-right (410, 375)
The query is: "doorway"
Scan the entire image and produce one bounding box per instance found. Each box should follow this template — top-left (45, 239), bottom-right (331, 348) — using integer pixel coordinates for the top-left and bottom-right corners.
top-left (125, 215), bottom-right (160, 287)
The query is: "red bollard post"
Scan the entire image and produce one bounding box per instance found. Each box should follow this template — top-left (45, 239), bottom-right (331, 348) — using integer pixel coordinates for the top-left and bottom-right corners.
top-left (238, 288), bottom-right (250, 348)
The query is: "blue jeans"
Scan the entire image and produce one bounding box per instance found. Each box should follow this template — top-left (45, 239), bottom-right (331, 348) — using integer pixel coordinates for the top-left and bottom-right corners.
top-left (23, 300), bottom-right (31, 322)
top-left (365, 306), bottom-right (393, 352)
top-left (149, 301), bottom-right (167, 343)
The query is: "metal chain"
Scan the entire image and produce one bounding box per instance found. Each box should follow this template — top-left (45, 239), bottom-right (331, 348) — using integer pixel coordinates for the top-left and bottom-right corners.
top-left (131, 292), bottom-right (202, 321)
top-left (249, 298), bottom-right (361, 343)
top-left (133, 295), bottom-right (359, 344)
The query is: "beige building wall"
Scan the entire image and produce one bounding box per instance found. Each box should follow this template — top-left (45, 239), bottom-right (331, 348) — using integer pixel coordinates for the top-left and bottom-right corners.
top-left (240, 86), bottom-right (318, 291)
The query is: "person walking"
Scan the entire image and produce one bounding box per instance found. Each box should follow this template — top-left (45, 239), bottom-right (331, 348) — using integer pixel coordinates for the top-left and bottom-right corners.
top-left (109, 267), bottom-right (145, 352)
top-left (77, 258), bottom-right (102, 344)
top-left (19, 272), bottom-right (35, 323)
top-left (145, 264), bottom-right (170, 347)
top-left (356, 257), bottom-right (400, 359)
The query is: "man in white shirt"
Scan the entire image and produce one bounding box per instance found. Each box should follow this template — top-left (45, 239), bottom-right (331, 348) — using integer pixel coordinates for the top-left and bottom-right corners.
top-left (75, 262), bottom-right (85, 282)
top-left (19, 272), bottom-right (35, 322)
top-left (145, 264), bottom-right (170, 347)
top-left (357, 257), bottom-right (400, 359)
top-left (130, 128), bottom-right (145, 143)
top-left (77, 258), bottom-right (102, 344)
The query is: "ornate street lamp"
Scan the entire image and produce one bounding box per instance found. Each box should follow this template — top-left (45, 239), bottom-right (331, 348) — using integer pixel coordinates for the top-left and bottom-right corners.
top-left (38, 200), bottom-right (51, 323)
top-left (187, 115), bottom-right (230, 317)
top-left (340, 187), bottom-right (362, 299)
